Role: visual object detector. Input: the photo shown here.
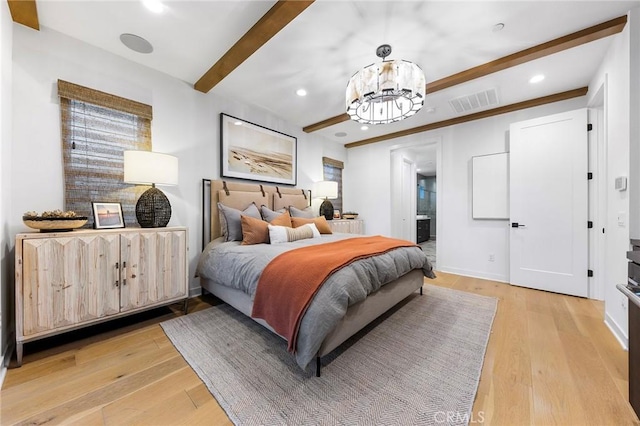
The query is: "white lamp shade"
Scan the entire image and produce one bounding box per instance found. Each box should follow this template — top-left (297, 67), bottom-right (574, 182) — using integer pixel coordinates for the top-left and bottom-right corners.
top-left (315, 181), bottom-right (338, 199)
top-left (124, 150), bottom-right (178, 186)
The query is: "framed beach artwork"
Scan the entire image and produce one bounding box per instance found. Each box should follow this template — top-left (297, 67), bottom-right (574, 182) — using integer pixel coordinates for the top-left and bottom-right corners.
top-left (220, 113), bottom-right (297, 185)
top-left (92, 202), bottom-right (125, 229)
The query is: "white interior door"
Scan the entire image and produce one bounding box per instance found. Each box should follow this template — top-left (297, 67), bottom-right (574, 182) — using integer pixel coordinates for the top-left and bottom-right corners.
top-left (509, 108), bottom-right (588, 297)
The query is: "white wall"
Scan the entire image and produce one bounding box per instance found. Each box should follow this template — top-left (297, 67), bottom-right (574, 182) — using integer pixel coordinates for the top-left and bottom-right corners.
top-left (0, 1), bottom-right (14, 383)
top-left (589, 9), bottom-right (635, 345)
top-left (346, 97), bottom-right (585, 283)
top-left (10, 25), bottom-right (346, 299)
top-left (630, 8), bottom-right (640, 243)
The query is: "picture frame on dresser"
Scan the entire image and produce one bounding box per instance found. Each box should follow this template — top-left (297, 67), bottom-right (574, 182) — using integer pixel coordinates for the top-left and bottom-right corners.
top-left (220, 113), bottom-right (297, 186)
top-left (92, 202), bottom-right (125, 229)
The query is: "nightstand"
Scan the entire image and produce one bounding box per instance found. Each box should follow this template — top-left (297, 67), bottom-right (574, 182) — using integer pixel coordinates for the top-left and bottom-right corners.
top-left (329, 219), bottom-right (364, 234)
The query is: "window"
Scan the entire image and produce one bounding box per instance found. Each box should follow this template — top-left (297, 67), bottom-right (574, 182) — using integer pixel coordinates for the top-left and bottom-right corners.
top-left (58, 80), bottom-right (152, 227)
top-left (322, 157), bottom-right (343, 213)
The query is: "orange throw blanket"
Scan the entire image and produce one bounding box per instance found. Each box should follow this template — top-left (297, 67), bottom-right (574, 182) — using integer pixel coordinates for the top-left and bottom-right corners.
top-left (251, 236), bottom-right (419, 353)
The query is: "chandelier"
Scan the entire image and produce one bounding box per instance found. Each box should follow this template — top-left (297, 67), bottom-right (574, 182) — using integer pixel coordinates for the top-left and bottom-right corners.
top-left (346, 44), bottom-right (425, 125)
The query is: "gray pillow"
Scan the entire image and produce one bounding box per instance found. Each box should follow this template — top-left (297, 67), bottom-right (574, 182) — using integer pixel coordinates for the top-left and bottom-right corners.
top-left (218, 202), bottom-right (261, 242)
top-left (289, 205), bottom-right (315, 218)
top-left (260, 205), bottom-right (286, 222)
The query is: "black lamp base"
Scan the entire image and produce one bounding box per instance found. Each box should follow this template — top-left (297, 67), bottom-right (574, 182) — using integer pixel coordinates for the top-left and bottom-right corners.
top-left (319, 199), bottom-right (334, 221)
top-left (136, 187), bottom-right (172, 228)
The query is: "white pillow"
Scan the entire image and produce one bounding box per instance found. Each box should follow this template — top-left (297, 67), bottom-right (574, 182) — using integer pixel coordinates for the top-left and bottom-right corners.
top-left (268, 223), bottom-right (320, 244)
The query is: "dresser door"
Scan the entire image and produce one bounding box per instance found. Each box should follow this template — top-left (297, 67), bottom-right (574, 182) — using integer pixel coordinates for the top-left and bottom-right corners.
top-left (119, 230), bottom-right (187, 312)
top-left (21, 234), bottom-right (120, 336)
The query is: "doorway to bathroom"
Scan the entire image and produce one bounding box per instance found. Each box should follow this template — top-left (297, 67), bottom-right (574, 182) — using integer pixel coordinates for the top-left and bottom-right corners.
top-left (390, 139), bottom-right (440, 270)
top-left (417, 173), bottom-right (436, 268)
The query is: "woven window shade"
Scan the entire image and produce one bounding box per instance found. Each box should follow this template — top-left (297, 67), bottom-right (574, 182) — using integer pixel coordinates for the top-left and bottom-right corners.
top-left (322, 157), bottom-right (343, 213)
top-left (59, 81), bottom-right (152, 228)
top-left (58, 80), bottom-right (152, 119)
top-left (322, 157), bottom-right (344, 169)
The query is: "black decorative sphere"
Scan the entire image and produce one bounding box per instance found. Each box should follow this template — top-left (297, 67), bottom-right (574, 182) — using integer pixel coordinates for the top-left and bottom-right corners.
top-left (136, 187), bottom-right (171, 228)
top-left (319, 199), bottom-right (334, 221)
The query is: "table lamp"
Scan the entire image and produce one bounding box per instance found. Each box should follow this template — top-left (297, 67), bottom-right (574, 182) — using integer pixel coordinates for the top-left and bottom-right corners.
top-left (315, 180), bottom-right (338, 220)
top-left (124, 150), bottom-right (178, 228)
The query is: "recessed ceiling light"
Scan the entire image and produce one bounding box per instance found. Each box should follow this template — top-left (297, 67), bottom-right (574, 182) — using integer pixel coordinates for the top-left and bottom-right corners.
top-left (360, 125), bottom-right (369, 131)
top-left (529, 74), bottom-right (545, 84)
top-left (142, 0), bottom-right (165, 13)
top-left (335, 132), bottom-right (347, 137)
top-left (234, 121), bottom-right (243, 126)
top-left (417, 168), bottom-right (421, 171)
top-left (425, 107), bottom-right (436, 114)
top-left (296, 89), bottom-right (307, 97)
top-left (120, 33), bottom-right (154, 54)
top-left (492, 23), bottom-right (505, 32)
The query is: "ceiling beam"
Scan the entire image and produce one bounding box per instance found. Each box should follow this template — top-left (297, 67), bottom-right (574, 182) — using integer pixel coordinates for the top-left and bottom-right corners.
top-left (427, 15), bottom-right (626, 93)
top-left (7, 0), bottom-right (39, 30)
top-left (194, 0), bottom-right (314, 94)
top-left (345, 87), bottom-right (588, 149)
top-left (304, 15), bottom-right (626, 134)
top-left (303, 113), bottom-right (350, 133)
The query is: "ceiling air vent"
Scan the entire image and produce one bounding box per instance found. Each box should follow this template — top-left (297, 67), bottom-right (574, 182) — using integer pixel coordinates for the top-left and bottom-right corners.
top-left (449, 88), bottom-right (499, 114)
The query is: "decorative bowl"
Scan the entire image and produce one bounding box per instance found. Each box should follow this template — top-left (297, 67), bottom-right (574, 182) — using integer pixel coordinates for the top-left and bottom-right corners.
top-left (23, 216), bottom-right (88, 232)
top-left (342, 213), bottom-right (359, 220)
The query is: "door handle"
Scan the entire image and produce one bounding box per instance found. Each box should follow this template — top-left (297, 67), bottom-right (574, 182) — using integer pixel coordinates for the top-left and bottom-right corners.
top-left (511, 222), bottom-right (526, 228)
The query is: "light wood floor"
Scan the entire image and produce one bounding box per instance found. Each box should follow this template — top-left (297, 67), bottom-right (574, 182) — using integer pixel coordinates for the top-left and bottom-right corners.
top-left (2, 272), bottom-right (639, 425)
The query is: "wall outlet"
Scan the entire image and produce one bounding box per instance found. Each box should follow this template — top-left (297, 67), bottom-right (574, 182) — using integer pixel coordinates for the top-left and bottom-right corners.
top-left (488, 253), bottom-right (495, 262)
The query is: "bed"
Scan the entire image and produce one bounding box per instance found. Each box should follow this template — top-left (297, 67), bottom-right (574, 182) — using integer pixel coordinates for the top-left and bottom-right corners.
top-left (197, 179), bottom-right (435, 376)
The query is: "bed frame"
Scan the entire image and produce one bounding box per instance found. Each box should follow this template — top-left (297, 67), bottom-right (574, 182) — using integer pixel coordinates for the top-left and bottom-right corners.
top-left (200, 179), bottom-right (424, 376)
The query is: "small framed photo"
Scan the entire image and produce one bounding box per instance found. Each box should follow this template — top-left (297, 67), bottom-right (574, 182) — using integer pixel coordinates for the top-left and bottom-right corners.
top-left (333, 209), bottom-right (341, 219)
top-left (92, 202), bottom-right (125, 229)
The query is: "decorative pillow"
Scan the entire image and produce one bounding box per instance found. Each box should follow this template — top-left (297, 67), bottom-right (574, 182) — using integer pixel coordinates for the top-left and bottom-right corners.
top-left (218, 202), bottom-right (261, 242)
top-left (289, 205), bottom-right (315, 218)
top-left (271, 210), bottom-right (293, 228)
top-left (241, 211), bottom-right (293, 245)
top-left (261, 205), bottom-right (287, 222)
top-left (291, 216), bottom-right (333, 234)
top-left (240, 215), bottom-right (269, 245)
top-left (269, 223), bottom-right (320, 244)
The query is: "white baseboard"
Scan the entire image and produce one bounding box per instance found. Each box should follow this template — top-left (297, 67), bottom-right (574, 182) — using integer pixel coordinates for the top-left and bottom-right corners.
top-left (0, 365), bottom-right (6, 388)
top-left (605, 311), bottom-right (628, 350)
top-left (0, 336), bottom-right (14, 388)
top-left (438, 266), bottom-right (509, 283)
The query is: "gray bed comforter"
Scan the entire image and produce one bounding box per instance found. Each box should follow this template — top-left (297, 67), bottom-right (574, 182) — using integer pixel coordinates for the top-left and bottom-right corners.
top-left (196, 233), bottom-right (435, 371)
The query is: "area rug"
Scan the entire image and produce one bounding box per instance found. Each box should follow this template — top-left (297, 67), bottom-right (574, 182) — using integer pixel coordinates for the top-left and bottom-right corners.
top-left (161, 284), bottom-right (497, 425)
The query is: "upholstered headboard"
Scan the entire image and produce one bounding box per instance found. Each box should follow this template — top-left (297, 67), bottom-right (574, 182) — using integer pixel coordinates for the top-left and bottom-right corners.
top-left (205, 180), bottom-right (311, 243)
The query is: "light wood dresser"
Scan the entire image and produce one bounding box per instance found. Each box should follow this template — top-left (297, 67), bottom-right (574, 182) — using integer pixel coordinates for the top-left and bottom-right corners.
top-left (328, 219), bottom-right (364, 234)
top-left (14, 226), bottom-right (188, 366)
